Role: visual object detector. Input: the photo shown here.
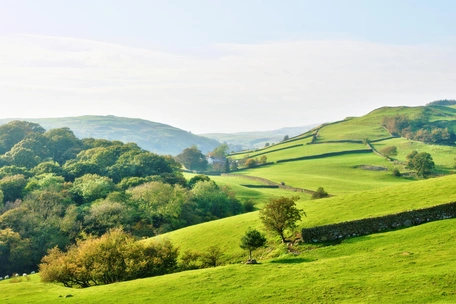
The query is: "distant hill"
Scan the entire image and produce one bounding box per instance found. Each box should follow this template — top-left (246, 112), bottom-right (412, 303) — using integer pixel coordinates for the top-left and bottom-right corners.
top-left (201, 124), bottom-right (319, 151)
top-left (0, 116), bottom-right (220, 156)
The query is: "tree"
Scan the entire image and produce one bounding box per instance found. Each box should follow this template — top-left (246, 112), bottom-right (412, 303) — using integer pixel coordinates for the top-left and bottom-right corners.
top-left (0, 174), bottom-right (27, 203)
top-left (39, 228), bottom-right (178, 287)
top-left (259, 196), bottom-right (305, 243)
top-left (245, 158), bottom-right (257, 168)
top-left (380, 146), bottom-right (398, 157)
top-left (406, 151), bottom-right (435, 177)
top-left (283, 135), bottom-right (289, 141)
top-left (71, 174), bottom-right (115, 204)
top-left (200, 245), bottom-right (223, 267)
top-left (259, 155), bottom-right (268, 164)
top-left (240, 228), bottom-right (266, 261)
top-left (187, 174), bottom-right (211, 189)
top-left (412, 152), bottom-right (435, 177)
top-left (311, 187), bottom-right (329, 199)
top-left (209, 143), bottom-right (229, 172)
top-left (176, 146), bottom-right (208, 171)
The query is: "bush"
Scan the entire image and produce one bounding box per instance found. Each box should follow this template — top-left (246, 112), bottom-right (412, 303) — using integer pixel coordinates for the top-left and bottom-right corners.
top-left (392, 168), bottom-right (401, 177)
top-left (39, 228), bottom-right (178, 287)
top-left (200, 246), bottom-right (224, 267)
top-left (311, 187), bottom-right (329, 199)
top-left (242, 199), bottom-right (255, 212)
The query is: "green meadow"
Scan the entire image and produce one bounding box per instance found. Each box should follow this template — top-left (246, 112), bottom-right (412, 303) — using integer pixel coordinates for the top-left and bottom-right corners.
top-left (238, 153), bottom-right (408, 195)
top-left (3, 209), bottom-right (456, 303)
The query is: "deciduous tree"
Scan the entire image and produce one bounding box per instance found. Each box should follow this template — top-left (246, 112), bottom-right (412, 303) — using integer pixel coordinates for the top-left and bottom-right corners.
top-left (240, 228), bottom-right (266, 261)
top-left (259, 196), bottom-right (305, 243)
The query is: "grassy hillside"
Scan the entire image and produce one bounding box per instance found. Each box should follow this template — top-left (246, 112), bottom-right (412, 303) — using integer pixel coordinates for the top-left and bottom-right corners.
top-left (156, 174), bottom-right (456, 259)
top-left (3, 176), bottom-right (456, 303)
top-left (2, 104), bottom-right (456, 303)
top-left (0, 116), bottom-right (220, 155)
top-left (225, 104), bottom-right (456, 196)
top-left (183, 173), bottom-right (308, 206)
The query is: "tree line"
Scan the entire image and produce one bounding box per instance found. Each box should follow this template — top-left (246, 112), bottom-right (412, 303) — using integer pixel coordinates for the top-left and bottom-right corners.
top-left (382, 112), bottom-right (456, 145)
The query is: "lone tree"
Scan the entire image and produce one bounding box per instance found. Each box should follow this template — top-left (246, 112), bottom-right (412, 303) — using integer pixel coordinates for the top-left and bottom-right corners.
top-left (406, 151), bottom-right (435, 177)
top-left (240, 228), bottom-right (266, 261)
top-left (259, 196), bottom-right (305, 243)
top-left (311, 187), bottom-right (329, 199)
top-left (380, 146), bottom-right (398, 157)
top-left (412, 152), bottom-right (435, 177)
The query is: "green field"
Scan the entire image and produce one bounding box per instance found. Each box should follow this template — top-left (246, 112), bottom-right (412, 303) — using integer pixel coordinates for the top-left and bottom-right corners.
top-left (2, 217), bottom-right (456, 303)
top-left (183, 173), bottom-right (308, 207)
top-left (237, 152), bottom-right (409, 195)
top-left (158, 174), bottom-right (456, 259)
top-left (2, 104), bottom-right (456, 303)
top-left (372, 137), bottom-right (456, 171)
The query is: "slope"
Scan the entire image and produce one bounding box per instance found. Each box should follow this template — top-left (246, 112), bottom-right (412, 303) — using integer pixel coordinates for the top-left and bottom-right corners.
top-left (3, 176), bottom-right (456, 303)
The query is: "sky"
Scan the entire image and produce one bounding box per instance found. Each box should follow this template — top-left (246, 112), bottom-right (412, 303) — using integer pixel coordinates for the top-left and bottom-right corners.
top-left (1, 0), bottom-right (456, 134)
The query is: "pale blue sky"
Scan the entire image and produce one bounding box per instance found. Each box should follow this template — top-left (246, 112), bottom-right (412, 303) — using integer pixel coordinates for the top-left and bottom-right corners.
top-left (1, 1), bottom-right (455, 133)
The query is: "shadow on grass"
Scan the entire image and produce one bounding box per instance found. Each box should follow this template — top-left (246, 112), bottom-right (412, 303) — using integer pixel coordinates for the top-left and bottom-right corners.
top-left (270, 258), bottom-right (312, 264)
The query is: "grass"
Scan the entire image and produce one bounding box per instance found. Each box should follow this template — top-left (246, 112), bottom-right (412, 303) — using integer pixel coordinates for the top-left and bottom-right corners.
top-left (243, 142), bottom-right (368, 163)
top-left (238, 152), bottom-right (411, 195)
top-left (230, 135), bottom-right (314, 160)
top-left (183, 173), bottom-right (309, 207)
top-left (372, 137), bottom-right (456, 171)
top-left (2, 217), bottom-right (456, 303)
top-left (155, 174), bottom-right (456, 260)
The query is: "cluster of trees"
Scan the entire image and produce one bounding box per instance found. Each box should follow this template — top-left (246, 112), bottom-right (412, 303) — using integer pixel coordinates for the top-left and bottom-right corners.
top-left (176, 144), bottom-right (233, 173)
top-left (243, 155), bottom-right (268, 168)
top-left (238, 196), bottom-right (305, 262)
top-left (0, 121), bottom-right (246, 276)
top-left (406, 151), bottom-right (435, 177)
top-left (382, 114), bottom-right (455, 145)
top-left (40, 229), bottom-right (178, 287)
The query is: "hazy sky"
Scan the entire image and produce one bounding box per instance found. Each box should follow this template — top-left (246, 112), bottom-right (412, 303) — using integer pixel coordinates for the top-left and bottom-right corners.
top-left (1, 1), bottom-right (456, 133)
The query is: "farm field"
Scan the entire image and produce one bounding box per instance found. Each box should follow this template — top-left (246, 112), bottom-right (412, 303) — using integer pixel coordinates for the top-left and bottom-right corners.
top-left (242, 142), bottom-right (368, 163)
top-left (237, 152), bottom-right (409, 195)
top-left (372, 137), bottom-right (456, 171)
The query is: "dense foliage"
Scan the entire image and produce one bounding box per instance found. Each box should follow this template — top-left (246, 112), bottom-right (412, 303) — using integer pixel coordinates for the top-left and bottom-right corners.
top-left (240, 228), bottom-right (267, 261)
top-left (382, 111), bottom-right (456, 145)
top-left (0, 121), bottom-right (245, 276)
top-left (39, 229), bottom-right (178, 287)
top-left (406, 151), bottom-right (435, 177)
top-left (259, 196), bottom-right (305, 243)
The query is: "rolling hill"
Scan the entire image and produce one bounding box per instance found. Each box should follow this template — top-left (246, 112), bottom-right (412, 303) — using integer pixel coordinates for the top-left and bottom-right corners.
top-left (0, 116), bottom-right (220, 156)
top-left (201, 124), bottom-right (319, 151)
top-left (2, 103), bottom-right (456, 303)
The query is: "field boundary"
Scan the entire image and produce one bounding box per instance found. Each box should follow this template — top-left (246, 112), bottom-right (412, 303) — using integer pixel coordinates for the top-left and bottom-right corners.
top-left (301, 201), bottom-right (456, 243)
top-left (276, 149), bottom-right (372, 163)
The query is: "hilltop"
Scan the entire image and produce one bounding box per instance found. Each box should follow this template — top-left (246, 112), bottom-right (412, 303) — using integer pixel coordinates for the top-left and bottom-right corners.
top-left (0, 116), bottom-right (220, 156)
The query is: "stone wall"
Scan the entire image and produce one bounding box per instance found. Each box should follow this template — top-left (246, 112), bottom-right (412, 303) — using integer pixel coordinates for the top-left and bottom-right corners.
top-left (301, 202), bottom-right (456, 243)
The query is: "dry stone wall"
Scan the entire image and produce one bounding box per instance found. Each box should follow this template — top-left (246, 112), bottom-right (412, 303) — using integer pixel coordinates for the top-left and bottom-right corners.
top-left (301, 202), bottom-right (456, 243)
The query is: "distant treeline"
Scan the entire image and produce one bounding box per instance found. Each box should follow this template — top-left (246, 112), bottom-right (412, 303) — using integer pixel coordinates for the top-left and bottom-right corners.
top-left (426, 99), bottom-right (456, 106)
top-left (382, 111), bottom-right (456, 145)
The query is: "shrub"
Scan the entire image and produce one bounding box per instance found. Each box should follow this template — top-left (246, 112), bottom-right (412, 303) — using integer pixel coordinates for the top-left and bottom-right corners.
top-left (39, 228), bottom-right (178, 287)
top-left (200, 246), bottom-right (224, 268)
top-left (392, 168), bottom-right (401, 177)
top-left (311, 187), bottom-right (329, 199)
